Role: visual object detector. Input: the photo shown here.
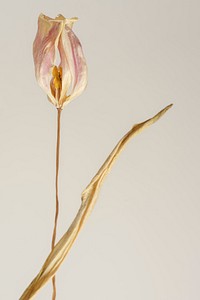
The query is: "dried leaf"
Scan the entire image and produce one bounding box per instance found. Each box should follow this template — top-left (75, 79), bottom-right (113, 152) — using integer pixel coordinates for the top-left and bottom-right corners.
top-left (20, 104), bottom-right (172, 299)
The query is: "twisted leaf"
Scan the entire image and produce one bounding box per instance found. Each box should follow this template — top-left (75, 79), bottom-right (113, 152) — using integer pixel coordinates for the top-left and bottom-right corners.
top-left (20, 104), bottom-right (172, 299)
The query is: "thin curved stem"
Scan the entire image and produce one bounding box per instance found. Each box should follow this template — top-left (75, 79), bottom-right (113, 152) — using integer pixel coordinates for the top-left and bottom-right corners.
top-left (51, 108), bottom-right (62, 300)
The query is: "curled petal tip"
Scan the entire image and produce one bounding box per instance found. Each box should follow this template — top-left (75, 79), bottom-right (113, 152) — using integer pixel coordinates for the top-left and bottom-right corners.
top-left (69, 17), bottom-right (78, 22)
top-left (56, 14), bottom-right (65, 20)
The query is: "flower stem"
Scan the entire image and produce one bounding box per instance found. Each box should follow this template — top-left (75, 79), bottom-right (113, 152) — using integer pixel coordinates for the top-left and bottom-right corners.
top-left (51, 107), bottom-right (62, 300)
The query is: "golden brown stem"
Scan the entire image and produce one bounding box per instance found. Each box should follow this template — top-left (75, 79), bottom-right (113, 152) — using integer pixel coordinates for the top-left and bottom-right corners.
top-left (51, 107), bottom-right (62, 300)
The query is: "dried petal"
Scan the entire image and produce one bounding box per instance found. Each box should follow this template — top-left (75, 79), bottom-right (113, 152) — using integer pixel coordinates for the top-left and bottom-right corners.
top-left (33, 14), bottom-right (63, 106)
top-left (58, 24), bottom-right (88, 106)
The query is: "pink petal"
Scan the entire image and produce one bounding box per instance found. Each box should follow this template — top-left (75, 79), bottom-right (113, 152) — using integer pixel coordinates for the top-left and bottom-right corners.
top-left (33, 14), bottom-right (63, 106)
top-left (58, 24), bottom-right (88, 106)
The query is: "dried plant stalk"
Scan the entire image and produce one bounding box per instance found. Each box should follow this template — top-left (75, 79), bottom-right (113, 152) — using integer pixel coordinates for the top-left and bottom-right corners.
top-left (20, 104), bottom-right (172, 300)
top-left (51, 108), bottom-right (62, 300)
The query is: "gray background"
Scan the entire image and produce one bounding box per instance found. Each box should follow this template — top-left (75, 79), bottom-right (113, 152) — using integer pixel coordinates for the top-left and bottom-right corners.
top-left (0, 0), bottom-right (199, 299)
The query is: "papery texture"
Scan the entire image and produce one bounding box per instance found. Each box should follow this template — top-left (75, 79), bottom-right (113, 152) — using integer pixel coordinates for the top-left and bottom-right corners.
top-left (33, 14), bottom-right (87, 108)
top-left (20, 104), bottom-right (172, 300)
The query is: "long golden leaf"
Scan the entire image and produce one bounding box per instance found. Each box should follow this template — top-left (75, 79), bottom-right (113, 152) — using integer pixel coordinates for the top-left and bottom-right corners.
top-left (20, 104), bottom-right (173, 300)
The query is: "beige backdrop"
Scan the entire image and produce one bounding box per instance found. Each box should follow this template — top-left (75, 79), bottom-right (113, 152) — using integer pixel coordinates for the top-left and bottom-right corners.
top-left (0, 0), bottom-right (199, 299)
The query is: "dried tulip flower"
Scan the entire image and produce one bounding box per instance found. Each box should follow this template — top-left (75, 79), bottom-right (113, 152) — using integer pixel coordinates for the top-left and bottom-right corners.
top-left (33, 13), bottom-right (87, 300)
top-left (33, 13), bottom-right (87, 109)
top-left (19, 12), bottom-right (173, 300)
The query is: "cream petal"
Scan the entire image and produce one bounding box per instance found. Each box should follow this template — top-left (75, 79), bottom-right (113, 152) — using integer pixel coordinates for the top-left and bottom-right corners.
top-left (57, 30), bottom-right (72, 106)
top-left (59, 24), bottom-right (88, 106)
top-left (33, 14), bottom-right (63, 106)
